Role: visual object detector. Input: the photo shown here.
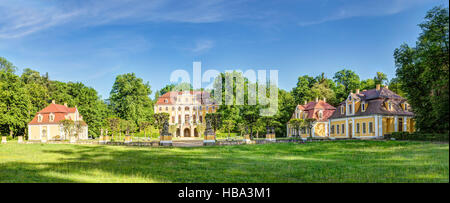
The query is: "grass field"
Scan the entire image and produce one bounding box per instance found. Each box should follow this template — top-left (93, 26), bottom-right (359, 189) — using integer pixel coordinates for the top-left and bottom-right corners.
top-left (0, 140), bottom-right (448, 183)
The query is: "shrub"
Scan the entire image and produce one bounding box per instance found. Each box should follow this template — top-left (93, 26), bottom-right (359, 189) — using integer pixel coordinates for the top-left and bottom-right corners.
top-left (387, 132), bottom-right (449, 142)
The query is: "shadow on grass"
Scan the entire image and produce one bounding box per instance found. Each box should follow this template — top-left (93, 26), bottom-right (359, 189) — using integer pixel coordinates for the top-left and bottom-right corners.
top-left (0, 141), bottom-right (448, 183)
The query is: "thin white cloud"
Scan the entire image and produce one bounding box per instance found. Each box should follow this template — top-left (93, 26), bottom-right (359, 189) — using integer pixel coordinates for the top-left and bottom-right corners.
top-left (190, 40), bottom-right (215, 53)
top-left (298, 0), bottom-right (440, 26)
top-left (0, 0), bottom-right (236, 38)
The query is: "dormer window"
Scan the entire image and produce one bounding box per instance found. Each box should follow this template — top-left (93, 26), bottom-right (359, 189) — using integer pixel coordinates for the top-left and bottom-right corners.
top-left (388, 102), bottom-right (392, 111)
top-left (341, 106), bottom-right (345, 114)
top-left (49, 114), bottom-right (55, 122)
top-left (38, 114), bottom-right (43, 122)
top-left (404, 103), bottom-right (409, 111)
top-left (318, 111), bottom-right (323, 119)
top-left (348, 104), bottom-right (353, 114)
top-left (164, 99), bottom-right (168, 103)
top-left (361, 102), bottom-right (366, 112)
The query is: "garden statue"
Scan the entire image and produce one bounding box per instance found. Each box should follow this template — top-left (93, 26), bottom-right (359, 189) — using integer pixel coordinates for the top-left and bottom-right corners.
top-left (159, 120), bottom-right (172, 146)
top-left (204, 115), bottom-right (216, 146)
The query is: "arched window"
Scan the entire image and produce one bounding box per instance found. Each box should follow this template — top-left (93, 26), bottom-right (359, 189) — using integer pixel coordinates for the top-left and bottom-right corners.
top-left (185, 106), bottom-right (190, 111)
top-left (49, 114), bottom-right (55, 122)
top-left (38, 114), bottom-right (43, 122)
top-left (318, 111), bottom-right (323, 119)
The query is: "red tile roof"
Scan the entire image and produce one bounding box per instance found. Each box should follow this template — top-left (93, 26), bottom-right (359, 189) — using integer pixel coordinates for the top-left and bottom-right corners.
top-left (293, 100), bottom-right (336, 122)
top-left (29, 103), bottom-right (85, 125)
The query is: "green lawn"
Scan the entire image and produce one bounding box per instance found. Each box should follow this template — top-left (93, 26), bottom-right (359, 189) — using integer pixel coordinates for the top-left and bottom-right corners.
top-left (0, 140), bottom-right (448, 183)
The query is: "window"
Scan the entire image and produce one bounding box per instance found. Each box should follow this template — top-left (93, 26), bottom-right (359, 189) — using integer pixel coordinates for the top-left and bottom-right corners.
top-left (206, 106), bottom-right (209, 111)
top-left (296, 112), bottom-right (299, 119)
top-left (159, 107), bottom-right (162, 111)
top-left (199, 106), bottom-right (202, 111)
top-left (212, 106), bottom-right (215, 110)
top-left (178, 107), bottom-right (181, 111)
top-left (178, 115), bottom-right (181, 122)
top-left (185, 106), bottom-right (190, 111)
top-left (318, 111), bottom-right (323, 119)
top-left (172, 107), bottom-right (175, 111)
top-left (165, 107), bottom-right (168, 111)
top-left (199, 116), bottom-right (203, 123)
top-left (172, 116), bottom-right (175, 123)
top-left (49, 114), bottom-right (54, 122)
top-left (404, 103), bottom-right (408, 111)
top-left (369, 122), bottom-right (373, 133)
top-left (331, 125), bottom-right (335, 134)
top-left (362, 123), bottom-right (366, 134)
top-left (341, 106), bottom-right (344, 114)
top-left (341, 124), bottom-right (345, 134)
top-left (348, 104), bottom-right (353, 114)
top-left (164, 99), bottom-right (168, 103)
top-left (38, 114), bottom-right (43, 122)
top-left (361, 102), bottom-right (366, 112)
top-left (356, 123), bottom-right (360, 133)
top-left (388, 102), bottom-right (392, 111)
top-left (336, 125), bottom-right (340, 134)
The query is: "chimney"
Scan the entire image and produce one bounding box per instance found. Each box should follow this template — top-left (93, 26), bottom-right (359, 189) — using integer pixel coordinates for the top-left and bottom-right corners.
top-left (51, 100), bottom-right (55, 104)
top-left (315, 97), bottom-right (319, 103)
top-left (376, 84), bottom-right (381, 91)
top-left (323, 97), bottom-right (326, 103)
top-left (304, 100), bottom-right (307, 105)
top-left (64, 103), bottom-right (68, 107)
top-left (356, 89), bottom-right (360, 94)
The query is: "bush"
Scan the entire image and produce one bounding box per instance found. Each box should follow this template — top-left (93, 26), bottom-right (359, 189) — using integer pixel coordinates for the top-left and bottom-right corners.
top-left (387, 132), bottom-right (449, 142)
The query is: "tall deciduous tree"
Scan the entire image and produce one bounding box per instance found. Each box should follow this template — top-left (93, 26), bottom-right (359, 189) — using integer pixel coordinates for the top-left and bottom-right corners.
top-left (110, 73), bottom-right (154, 126)
top-left (394, 6), bottom-right (449, 133)
top-left (0, 58), bottom-right (31, 138)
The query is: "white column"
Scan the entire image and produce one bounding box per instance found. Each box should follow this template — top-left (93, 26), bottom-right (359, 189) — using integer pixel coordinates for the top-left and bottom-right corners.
top-left (379, 115), bottom-right (383, 137)
top-left (345, 118), bottom-right (349, 137)
top-left (352, 118), bottom-right (355, 138)
top-left (325, 122), bottom-right (328, 137)
top-left (328, 120), bottom-right (331, 136)
top-left (286, 125), bottom-right (289, 137)
top-left (311, 123), bottom-right (315, 137)
top-left (394, 116), bottom-right (398, 132)
top-left (374, 115), bottom-right (379, 137)
top-left (403, 116), bottom-right (407, 132)
top-left (47, 125), bottom-right (50, 140)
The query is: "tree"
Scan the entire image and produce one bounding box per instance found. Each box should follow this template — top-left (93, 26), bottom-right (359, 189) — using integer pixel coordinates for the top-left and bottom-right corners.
top-left (237, 123), bottom-right (246, 137)
top-left (109, 73), bottom-right (154, 126)
top-left (289, 119), bottom-right (303, 138)
top-left (206, 113), bottom-right (221, 133)
top-left (292, 75), bottom-right (315, 104)
top-left (0, 60), bottom-right (31, 138)
top-left (197, 123), bottom-right (206, 138)
top-left (60, 119), bottom-right (75, 140)
top-left (334, 69), bottom-right (360, 95)
top-left (74, 121), bottom-right (85, 139)
top-left (374, 72), bottom-right (388, 85)
top-left (107, 117), bottom-right (120, 140)
top-left (139, 120), bottom-right (152, 140)
top-left (394, 6), bottom-right (449, 133)
top-left (221, 119), bottom-right (236, 139)
top-left (303, 118), bottom-right (316, 138)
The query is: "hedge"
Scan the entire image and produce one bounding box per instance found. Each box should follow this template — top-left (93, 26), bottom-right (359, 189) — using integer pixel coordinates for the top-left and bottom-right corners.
top-left (385, 132), bottom-right (449, 142)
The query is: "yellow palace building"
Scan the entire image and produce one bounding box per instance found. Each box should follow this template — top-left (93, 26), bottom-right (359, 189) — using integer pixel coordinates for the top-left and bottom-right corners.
top-left (328, 84), bottom-right (415, 139)
top-left (154, 91), bottom-right (218, 137)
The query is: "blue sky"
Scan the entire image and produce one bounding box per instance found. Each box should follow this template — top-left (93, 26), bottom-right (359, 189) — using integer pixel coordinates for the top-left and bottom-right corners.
top-left (0, 0), bottom-right (448, 99)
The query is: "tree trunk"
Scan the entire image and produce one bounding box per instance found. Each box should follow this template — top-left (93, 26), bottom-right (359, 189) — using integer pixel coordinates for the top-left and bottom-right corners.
top-left (10, 128), bottom-right (13, 138)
